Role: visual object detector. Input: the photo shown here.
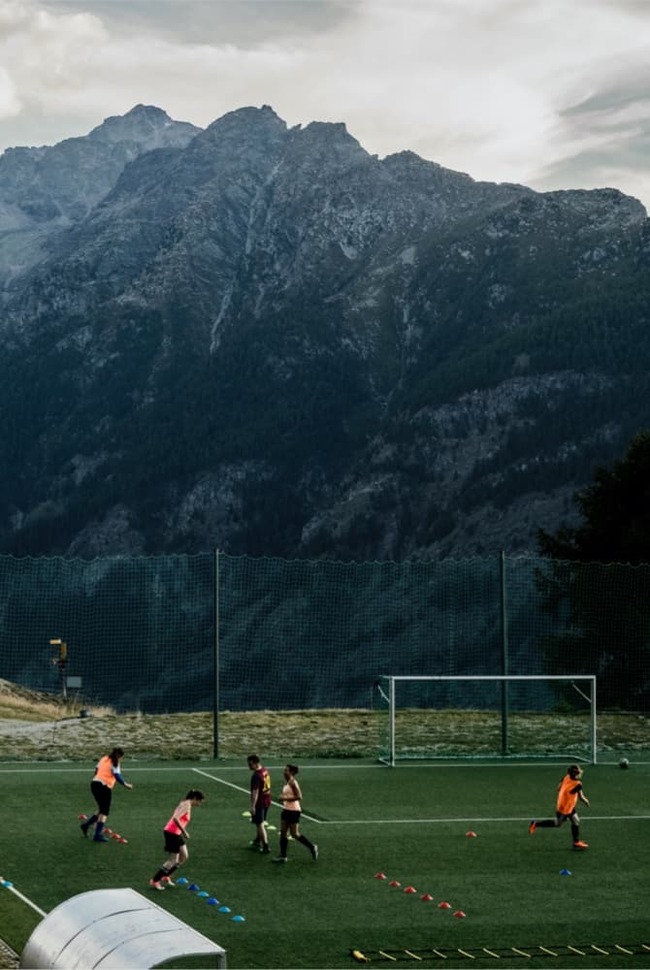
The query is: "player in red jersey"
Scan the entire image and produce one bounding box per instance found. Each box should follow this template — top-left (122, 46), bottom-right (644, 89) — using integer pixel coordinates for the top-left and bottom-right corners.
top-left (248, 754), bottom-right (272, 854)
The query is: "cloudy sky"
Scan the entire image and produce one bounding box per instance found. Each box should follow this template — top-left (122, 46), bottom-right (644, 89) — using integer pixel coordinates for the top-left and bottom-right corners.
top-left (1, 0), bottom-right (650, 210)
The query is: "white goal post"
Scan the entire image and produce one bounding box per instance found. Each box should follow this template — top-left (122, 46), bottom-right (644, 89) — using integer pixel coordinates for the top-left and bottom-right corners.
top-left (376, 674), bottom-right (597, 766)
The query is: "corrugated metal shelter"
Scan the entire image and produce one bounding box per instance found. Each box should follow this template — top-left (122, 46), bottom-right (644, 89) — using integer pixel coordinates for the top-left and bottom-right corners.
top-left (20, 887), bottom-right (226, 969)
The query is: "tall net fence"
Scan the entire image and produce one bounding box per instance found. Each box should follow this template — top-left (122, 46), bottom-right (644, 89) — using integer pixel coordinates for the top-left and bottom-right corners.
top-left (0, 552), bottom-right (648, 718)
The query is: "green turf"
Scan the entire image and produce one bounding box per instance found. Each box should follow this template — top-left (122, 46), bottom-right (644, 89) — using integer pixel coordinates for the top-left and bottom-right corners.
top-left (0, 759), bottom-right (648, 968)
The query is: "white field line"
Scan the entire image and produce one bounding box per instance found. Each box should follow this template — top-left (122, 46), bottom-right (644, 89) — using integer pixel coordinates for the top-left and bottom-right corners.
top-left (2, 882), bottom-right (47, 918)
top-left (0, 758), bottom-right (650, 774)
top-left (312, 814), bottom-right (650, 825)
top-left (1, 759), bottom-right (649, 772)
top-left (193, 767), bottom-right (323, 823)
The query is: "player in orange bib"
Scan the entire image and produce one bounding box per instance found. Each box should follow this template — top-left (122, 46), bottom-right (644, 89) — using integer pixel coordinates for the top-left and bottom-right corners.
top-left (529, 764), bottom-right (590, 849)
top-left (80, 747), bottom-right (133, 842)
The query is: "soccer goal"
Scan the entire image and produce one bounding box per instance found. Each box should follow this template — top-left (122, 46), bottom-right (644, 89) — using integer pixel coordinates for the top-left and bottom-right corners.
top-left (375, 675), bottom-right (597, 766)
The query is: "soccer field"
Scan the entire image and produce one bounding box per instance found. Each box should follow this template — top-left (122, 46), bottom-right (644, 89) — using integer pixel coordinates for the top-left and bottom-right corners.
top-left (1, 758), bottom-right (649, 969)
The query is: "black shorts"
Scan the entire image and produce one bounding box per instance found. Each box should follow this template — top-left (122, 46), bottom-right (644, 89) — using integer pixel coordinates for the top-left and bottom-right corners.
top-left (251, 804), bottom-right (269, 825)
top-left (91, 780), bottom-right (112, 816)
top-left (281, 809), bottom-right (301, 825)
top-left (164, 830), bottom-right (184, 854)
top-left (556, 810), bottom-right (578, 822)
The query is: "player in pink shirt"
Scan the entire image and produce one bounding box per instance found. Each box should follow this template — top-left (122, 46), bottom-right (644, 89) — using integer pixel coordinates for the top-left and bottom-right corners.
top-left (149, 789), bottom-right (205, 890)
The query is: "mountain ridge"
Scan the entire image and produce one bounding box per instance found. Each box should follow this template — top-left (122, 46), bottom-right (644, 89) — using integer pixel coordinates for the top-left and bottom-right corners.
top-left (0, 104), bottom-right (648, 560)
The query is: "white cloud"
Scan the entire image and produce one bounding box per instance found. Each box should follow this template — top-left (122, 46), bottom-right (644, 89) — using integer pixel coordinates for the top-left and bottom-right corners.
top-left (0, 0), bottom-right (649, 209)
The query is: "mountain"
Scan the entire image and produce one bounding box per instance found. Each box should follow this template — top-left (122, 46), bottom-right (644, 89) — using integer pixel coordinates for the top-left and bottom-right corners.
top-left (0, 104), bottom-right (649, 560)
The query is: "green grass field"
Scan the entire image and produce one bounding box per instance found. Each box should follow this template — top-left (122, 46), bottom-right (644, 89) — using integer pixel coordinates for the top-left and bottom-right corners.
top-left (0, 758), bottom-right (649, 969)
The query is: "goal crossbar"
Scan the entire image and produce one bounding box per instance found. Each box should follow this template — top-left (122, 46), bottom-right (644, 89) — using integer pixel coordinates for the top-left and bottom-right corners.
top-left (377, 675), bottom-right (597, 766)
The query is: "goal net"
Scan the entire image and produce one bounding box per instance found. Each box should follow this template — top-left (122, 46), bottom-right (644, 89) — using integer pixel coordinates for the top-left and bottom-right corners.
top-left (375, 675), bottom-right (597, 765)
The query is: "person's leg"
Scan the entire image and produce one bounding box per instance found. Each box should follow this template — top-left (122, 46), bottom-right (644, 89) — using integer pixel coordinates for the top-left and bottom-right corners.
top-left (257, 810), bottom-right (269, 852)
top-left (274, 817), bottom-right (290, 862)
top-left (80, 813), bottom-right (98, 836)
top-left (570, 811), bottom-right (588, 848)
top-left (294, 822), bottom-right (318, 860)
top-left (152, 839), bottom-right (185, 887)
top-left (93, 787), bottom-right (112, 841)
top-left (161, 844), bottom-right (188, 883)
top-left (530, 814), bottom-right (564, 833)
top-left (81, 783), bottom-right (103, 836)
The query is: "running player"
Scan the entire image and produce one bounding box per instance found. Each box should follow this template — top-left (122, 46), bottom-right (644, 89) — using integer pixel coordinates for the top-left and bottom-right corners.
top-left (149, 789), bottom-right (206, 890)
top-left (529, 764), bottom-right (590, 849)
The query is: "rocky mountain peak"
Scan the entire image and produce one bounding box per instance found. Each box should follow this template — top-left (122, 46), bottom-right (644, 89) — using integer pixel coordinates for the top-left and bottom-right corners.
top-left (86, 103), bottom-right (201, 148)
top-left (0, 104), bottom-right (649, 561)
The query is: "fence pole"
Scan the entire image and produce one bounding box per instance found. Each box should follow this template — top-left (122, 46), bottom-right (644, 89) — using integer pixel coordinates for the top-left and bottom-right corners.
top-left (213, 549), bottom-right (220, 759)
top-left (500, 550), bottom-right (509, 755)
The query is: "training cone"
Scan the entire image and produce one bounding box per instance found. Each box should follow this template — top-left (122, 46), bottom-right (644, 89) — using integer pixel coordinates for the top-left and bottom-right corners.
top-left (176, 877), bottom-right (188, 886)
top-left (374, 872), bottom-right (387, 880)
top-left (389, 880), bottom-right (401, 887)
top-left (420, 894), bottom-right (434, 902)
top-left (231, 915), bottom-right (245, 923)
top-left (465, 831), bottom-right (478, 838)
top-left (242, 811), bottom-right (251, 818)
top-left (218, 905), bottom-right (231, 914)
top-left (197, 891), bottom-right (209, 898)
top-left (78, 814), bottom-right (87, 821)
top-left (404, 886), bottom-right (417, 894)
top-left (560, 868), bottom-right (572, 876)
top-left (1, 881), bottom-right (13, 888)
top-left (438, 901), bottom-right (452, 909)
top-left (188, 883), bottom-right (199, 892)
top-left (207, 898), bottom-right (219, 906)
top-left (453, 910), bottom-right (467, 918)
top-left (104, 828), bottom-right (113, 836)
top-left (119, 838), bottom-right (128, 844)
top-left (266, 824), bottom-right (277, 831)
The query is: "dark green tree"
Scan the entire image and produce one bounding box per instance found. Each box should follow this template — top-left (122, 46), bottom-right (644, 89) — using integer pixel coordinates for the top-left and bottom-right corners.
top-left (538, 430), bottom-right (650, 565)
top-left (536, 431), bottom-right (650, 710)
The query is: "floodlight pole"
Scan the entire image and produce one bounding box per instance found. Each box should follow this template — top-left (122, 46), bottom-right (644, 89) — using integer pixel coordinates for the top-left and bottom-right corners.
top-left (213, 549), bottom-right (220, 760)
top-left (499, 551), bottom-right (509, 755)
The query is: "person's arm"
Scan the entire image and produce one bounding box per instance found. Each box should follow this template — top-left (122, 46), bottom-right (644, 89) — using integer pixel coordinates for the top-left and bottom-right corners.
top-left (113, 766), bottom-right (133, 790)
top-left (250, 778), bottom-right (259, 811)
top-left (578, 788), bottom-right (589, 807)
